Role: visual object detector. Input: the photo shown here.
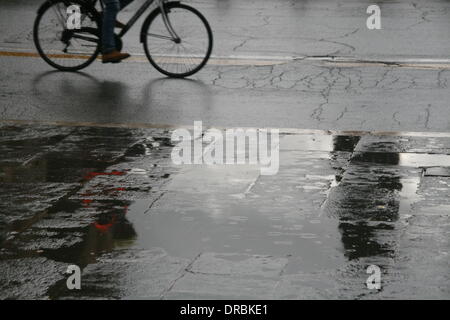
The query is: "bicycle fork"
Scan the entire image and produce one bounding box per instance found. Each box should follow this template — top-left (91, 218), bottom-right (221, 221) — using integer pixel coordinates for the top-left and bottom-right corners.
top-left (159, 0), bottom-right (181, 43)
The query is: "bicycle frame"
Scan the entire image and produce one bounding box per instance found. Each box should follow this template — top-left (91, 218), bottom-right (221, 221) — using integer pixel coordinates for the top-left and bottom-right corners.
top-left (95, 0), bottom-right (180, 41)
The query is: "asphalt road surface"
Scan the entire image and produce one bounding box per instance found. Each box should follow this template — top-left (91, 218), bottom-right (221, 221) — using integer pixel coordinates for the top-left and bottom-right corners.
top-left (1, 0), bottom-right (450, 132)
top-left (1, 0), bottom-right (450, 301)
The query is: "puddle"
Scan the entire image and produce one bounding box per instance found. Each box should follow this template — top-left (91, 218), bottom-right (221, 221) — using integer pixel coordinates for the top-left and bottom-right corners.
top-left (398, 177), bottom-right (422, 214)
top-left (120, 195), bottom-right (345, 274)
top-left (3, 125), bottom-right (450, 299)
top-left (324, 138), bottom-right (424, 261)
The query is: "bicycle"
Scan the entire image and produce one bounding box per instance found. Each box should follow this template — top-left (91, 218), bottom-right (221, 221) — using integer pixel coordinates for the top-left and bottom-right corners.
top-left (33, 0), bottom-right (213, 77)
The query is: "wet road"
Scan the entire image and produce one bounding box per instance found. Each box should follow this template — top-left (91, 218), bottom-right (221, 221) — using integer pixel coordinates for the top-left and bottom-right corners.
top-left (3, 0), bottom-right (450, 59)
top-left (1, 123), bottom-right (450, 299)
top-left (1, 0), bottom-right (450, 300)
top-left (1, 0), bottom-right (450, 131)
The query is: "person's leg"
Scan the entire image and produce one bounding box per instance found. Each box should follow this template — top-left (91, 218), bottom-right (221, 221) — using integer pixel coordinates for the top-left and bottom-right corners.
top-left (114, 0), bottom-right (133, 28)
top-left (119, 0), bottom-right (133, 10)
top-left (102, 0), bottom-right (120, 54)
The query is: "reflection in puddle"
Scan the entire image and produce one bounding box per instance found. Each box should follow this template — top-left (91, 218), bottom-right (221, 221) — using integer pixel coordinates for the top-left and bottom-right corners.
top-left (326, 137), bottom-right (424, 261)
top-left (82, 203), bottom-right (136, 264)
top-left (72, 134), bottom-right (430, 272)
top-left (353, 151), bottom-right (450, 167)
top-left (4, 125), bottom-right (449, 299)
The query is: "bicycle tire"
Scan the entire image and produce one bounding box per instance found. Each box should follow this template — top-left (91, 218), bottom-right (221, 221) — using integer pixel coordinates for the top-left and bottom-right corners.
top-left (142, 2), bottom-right (213, 78)
top-left (34, 0), bottom-right (101, 71)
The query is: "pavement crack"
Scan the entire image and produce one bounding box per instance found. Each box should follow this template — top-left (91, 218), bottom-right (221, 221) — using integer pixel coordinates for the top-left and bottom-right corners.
top-left (424, 104), bottom-right (431, 129)
top-left (256, 11), bottom-right (271, 28)
top-left (373, 68), bottom-right (393, 89)
top-left (319, 38), bottom-right (356, 56)
top-left (409, 2), bottom-right (432, 28)
top-left (232, 36), bottom-right (255, 52)
top-left (392, 111), bottom-right (402, 127)
top-left (144, 191), bottom-right (166, 214)
top-left (335, 106), bottom-right (348, 122)
top-left (327, 27), bottom-right (360, 40)
top-left (161, 252), bottom-right (202, 299)
top-left (437, 69), bottom-right (447, 88)
top-left (310, 67), bottom-right (340, 121)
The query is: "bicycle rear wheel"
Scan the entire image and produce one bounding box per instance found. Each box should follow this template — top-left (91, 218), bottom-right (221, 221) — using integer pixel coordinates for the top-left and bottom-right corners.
top-left (142, 2), bottom-right (213, 78)
top-left (34, 0), bottom-right (101, 71)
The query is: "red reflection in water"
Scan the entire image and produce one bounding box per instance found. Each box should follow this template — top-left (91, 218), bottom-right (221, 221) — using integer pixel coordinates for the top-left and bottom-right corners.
top-left (80, 171), bottom-right (129, 233)
top-left (83, 170), bottom-right (126, 181)
top-left (93, 221), bottom-right (115, 232)
top-left (93, 205), bottom-right (129, 233)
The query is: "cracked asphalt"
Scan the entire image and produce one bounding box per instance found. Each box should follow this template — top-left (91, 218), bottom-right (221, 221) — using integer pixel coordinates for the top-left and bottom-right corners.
top-left (3, 56), bottom-right (450, 132)
top-left (1, 0), bottom-right (450, 300)
top-left (1, 0), bottom-right (450, 131)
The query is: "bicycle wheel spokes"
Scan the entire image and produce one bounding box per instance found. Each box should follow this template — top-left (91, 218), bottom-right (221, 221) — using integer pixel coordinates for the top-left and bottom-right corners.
top-left (35, 1), bottom-right (100, 71)
top-left (143, 3), bottom-right (213, 77)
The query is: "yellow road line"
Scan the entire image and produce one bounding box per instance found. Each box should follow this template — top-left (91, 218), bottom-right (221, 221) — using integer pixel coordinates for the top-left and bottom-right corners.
top-left (3, 49), bottom-right (450, 69)
top-left (0, 49), bottom-right (289, 66)
top-left (325, 61), bottom-right (450, 70)
top-left (0, 50), bottom-right (92, 60)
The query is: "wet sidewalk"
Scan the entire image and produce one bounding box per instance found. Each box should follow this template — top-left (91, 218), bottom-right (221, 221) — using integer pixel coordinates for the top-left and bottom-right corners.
top-left (1, 122), bottom-right (449, 299)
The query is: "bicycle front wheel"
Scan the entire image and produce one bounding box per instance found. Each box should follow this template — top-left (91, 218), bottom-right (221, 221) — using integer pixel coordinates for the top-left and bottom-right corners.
top-left (142, 3), bottom-right (213, 78)
top-left (34, 0), bottom-right (101, 71)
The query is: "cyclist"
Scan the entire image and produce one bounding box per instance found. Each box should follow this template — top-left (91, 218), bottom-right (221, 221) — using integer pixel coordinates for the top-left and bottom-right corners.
top-left (102, 0), bottom-right (134, 63)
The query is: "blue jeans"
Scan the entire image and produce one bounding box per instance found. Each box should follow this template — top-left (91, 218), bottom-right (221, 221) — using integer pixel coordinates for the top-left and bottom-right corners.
top-left (102, 0), bottom-right (133, 53)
